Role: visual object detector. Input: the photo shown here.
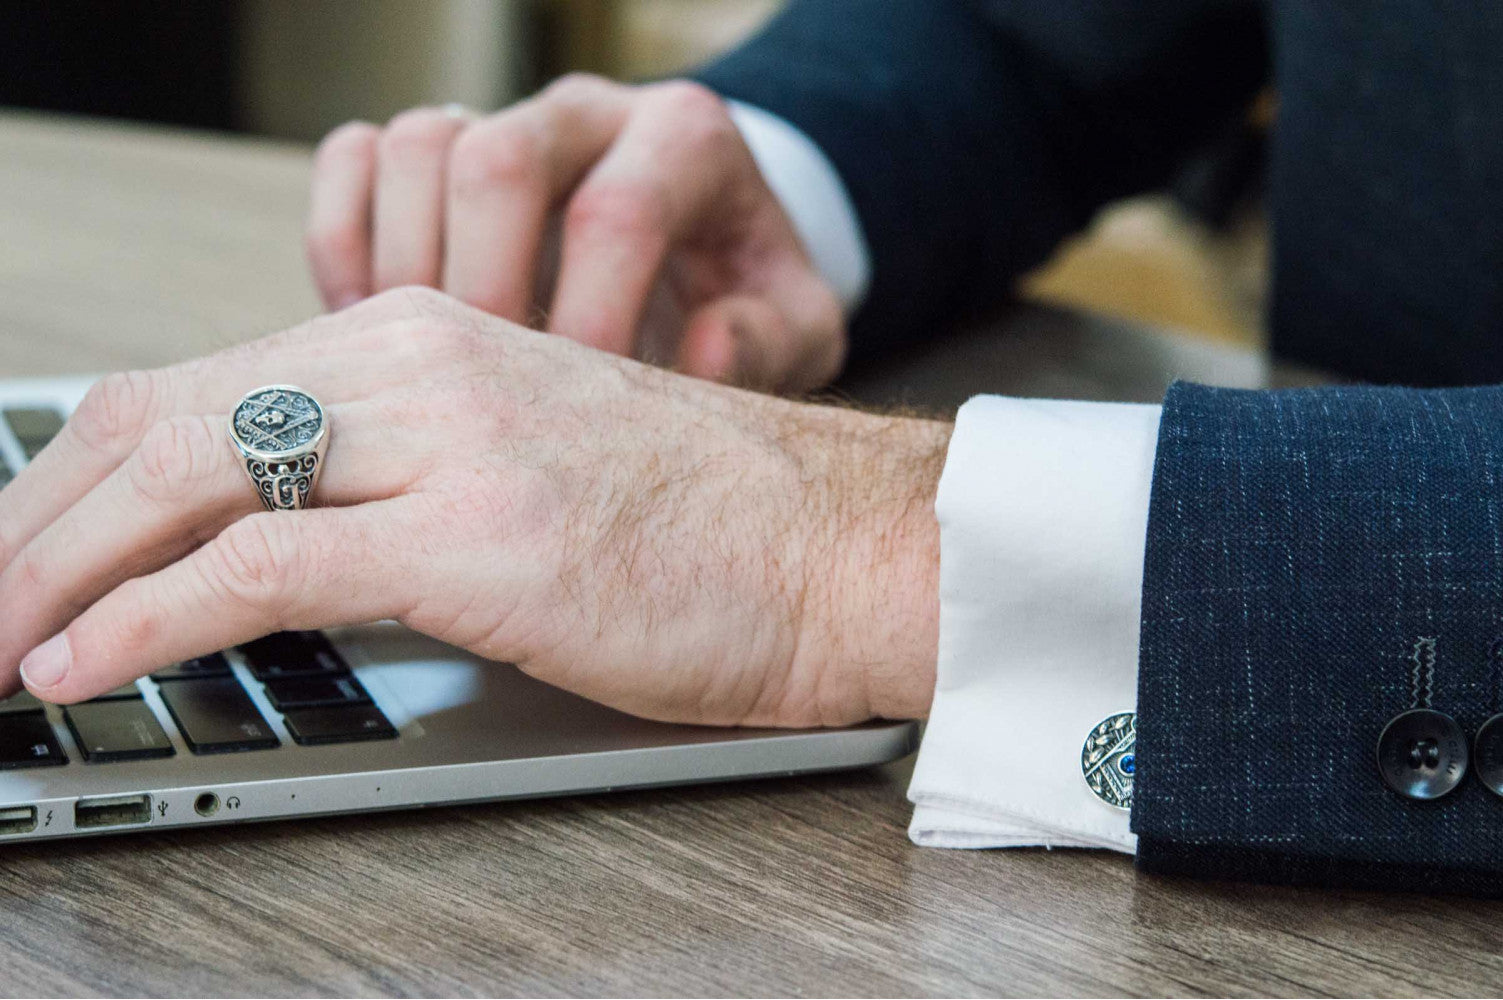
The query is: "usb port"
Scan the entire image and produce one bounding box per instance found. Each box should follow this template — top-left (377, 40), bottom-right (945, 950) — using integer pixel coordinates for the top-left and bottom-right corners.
top-left (74, 794), bottom-right (152, 829)
top-left (0, 806), bottom-right (37, 836)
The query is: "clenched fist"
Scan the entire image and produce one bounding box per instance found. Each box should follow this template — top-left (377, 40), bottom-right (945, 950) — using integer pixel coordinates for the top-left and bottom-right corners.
top-left (307, 76), bottom-right (846, 394)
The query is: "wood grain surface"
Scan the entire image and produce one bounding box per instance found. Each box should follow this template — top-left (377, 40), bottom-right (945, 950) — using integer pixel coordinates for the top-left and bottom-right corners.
top-left (0, 109), bottom-right (1499, 998)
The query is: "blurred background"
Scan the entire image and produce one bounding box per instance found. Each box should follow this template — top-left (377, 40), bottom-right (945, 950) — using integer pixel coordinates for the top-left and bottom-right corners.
top-left (0, 0), bottom-right (1270, 352)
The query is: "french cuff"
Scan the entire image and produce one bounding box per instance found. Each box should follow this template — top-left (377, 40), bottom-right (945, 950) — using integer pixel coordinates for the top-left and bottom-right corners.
top-left (908, 396), bottom-right (1163, 853)
top-left (724, 100), bottom-right (871, 313)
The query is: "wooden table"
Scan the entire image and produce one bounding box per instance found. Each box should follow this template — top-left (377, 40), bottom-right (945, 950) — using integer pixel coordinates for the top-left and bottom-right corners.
top-left (1, 109), bottom-right (1499, 998)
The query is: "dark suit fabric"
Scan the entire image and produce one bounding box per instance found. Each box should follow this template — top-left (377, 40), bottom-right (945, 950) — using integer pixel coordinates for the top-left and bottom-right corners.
top-left (696, 1), bottom-right (1503, 387)
top-left (1136, 381), bottom-right (1503, 893)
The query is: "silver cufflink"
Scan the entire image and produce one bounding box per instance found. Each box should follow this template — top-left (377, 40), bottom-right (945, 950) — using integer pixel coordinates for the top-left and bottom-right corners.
top-left (1082, 712), bottom-right (1136, 809)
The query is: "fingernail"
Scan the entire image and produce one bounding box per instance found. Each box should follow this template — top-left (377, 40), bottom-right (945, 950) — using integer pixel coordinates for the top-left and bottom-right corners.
top-left (20, 633), bottom-right (71, 689)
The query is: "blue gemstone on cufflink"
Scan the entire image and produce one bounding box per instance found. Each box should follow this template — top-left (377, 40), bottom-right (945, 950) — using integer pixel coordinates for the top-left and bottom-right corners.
top-left (1118, 754), bottom-right (1135, 775)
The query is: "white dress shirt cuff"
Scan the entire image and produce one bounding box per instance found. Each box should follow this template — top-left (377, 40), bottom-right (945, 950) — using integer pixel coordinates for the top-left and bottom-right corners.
top-left (908, 396), bottom-right (1163, 853)
top-left (725, 101), bottom-right (871, 313)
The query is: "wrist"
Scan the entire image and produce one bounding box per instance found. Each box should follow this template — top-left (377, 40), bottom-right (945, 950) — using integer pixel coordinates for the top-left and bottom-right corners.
top-left (793, 405), bottom-right (951, 722)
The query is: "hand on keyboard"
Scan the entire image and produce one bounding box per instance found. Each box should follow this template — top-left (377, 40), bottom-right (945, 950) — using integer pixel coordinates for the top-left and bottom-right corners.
top-left (0, 289), bottom-right (949, 727)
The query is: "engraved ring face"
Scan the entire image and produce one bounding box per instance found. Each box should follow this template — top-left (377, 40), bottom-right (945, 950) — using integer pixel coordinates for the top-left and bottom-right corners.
top-left (231, 386), bottom-right (325, 459)
top-left (227, 385), bottom-right (328, 512)
top-left (1082, 711), bottom-right (1137, 810)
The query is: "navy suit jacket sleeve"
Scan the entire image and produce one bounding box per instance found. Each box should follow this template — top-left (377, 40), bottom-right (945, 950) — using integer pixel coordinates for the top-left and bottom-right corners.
top-left (1136, 382), bottom-right (1503, 894)
top-left (693, 0), bottom-right (1267, 367)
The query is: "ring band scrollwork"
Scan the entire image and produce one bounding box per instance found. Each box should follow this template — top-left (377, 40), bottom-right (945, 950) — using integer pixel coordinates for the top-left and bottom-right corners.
top-left (227, 385), bottom-right (329, 512)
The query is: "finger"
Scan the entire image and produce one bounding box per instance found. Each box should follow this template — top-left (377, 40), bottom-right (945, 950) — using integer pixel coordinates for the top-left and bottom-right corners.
top-left (18, 499), bottom-right (424, 703)
top-left (372, 108), bottom-right (469, 291)
top-left (306, 121), bottom-right (380, 310)
top-left (0, 402), bottom-right (414, 689)
top-left (678, 276), bottom-right (844, 394)
top-left (677, 296), bottom-right (789, 390)
top-left (548, 82), bottom-right (744, 358)
top-left (0, 315), bottom-right (435, 578)
top-left (443, 77), bottom-right (630, 320)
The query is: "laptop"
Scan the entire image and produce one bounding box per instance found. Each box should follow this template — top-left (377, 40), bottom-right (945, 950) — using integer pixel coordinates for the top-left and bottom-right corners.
top-left (0, 376), bottom-right (918, 843)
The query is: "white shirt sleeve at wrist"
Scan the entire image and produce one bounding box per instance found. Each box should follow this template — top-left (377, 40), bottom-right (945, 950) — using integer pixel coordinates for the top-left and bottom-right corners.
top-left (908, 395), bottom-right (1163, 853)
top-left (725, 101), bottom-right (871, 313)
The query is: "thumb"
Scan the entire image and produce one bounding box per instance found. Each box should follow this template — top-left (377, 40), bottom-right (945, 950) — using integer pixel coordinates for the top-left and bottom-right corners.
top-left (678, 288), bottom-right (844, 394)
top-left (677, 295), bottom-right (789, 391)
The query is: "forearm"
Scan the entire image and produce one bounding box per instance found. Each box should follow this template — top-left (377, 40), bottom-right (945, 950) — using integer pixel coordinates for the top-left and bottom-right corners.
top-left (782, 402), bottom-right (951, 723)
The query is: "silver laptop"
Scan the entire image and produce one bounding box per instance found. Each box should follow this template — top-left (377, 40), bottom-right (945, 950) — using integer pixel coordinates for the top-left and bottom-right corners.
top-left (0, 376), bottom-right (918, 843)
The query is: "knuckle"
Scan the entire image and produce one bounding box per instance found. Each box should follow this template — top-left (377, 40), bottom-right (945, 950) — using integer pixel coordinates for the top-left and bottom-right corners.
top-left (129, 416), bottom-right (220, 504)
top-left (391, 283), bottom-right (452, 309)
top-left (361, 284), bottom-right (453, 322)
top-left (449, 119), bottom-right (542, 197)
top-left (345, 316), bottom-right (427, 357)
top-left (0, 528), bottom-right (15, 574)
top-left (313, 120), bottom-right (378, 168)
top-left (542, 72), bottom-right (613, 107)
top-left (109, 580), bottom-right (163, 657)
top-left (430, 321), bottom-right (489, 363)
top-left (644, 82), bottom-right (738, 158)
top-left (449, 371), bottom-right (506, 425)
top-left (210, 515), bottom-right (298, 611)
top-left (72, 370), bottom-right (163, 451)
top-left (565, 178), bottom-right (669, 243)
top-left (328, 290), bottom-right (489, 364)
top-left (13, 545), bottom-right (49, 593)
top-left (379, 108), bottom-right (459, 159)
top-left (346, 311), bottom-right (481, 368)
top-left (646, 79), bottom-right (727, 123)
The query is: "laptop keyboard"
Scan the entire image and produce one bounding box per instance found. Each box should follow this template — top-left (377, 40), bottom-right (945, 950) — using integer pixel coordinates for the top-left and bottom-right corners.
top-left (0, 404), bottom-right (398, 769)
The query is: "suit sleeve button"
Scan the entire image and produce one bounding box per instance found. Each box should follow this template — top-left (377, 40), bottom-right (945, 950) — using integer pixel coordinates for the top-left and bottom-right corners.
top-left (1472, 713), bottom-right (1503, 798)
top-left (1377, 709), bottom-right (1468, 800)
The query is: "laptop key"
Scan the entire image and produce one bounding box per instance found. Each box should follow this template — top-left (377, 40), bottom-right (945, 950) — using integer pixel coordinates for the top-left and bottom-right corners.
top-left (152, 652), bottom-right (233, 682)
top-left (63, 700), bottom-right (174, 762)
top-left (3, 407), bottom-right (66, 461)
top-left (241, 631), bottom-right (350, 680)
top-left (0, 713), bottom-right (67, 769)
top-left (264, 675), bottom-right (370, 711)
top-left (157, 677), bottom-right (279, 754)
top-left (0, 691), bottom-right (45, 715)
top-left (283, 704), bottom-right (397, 746)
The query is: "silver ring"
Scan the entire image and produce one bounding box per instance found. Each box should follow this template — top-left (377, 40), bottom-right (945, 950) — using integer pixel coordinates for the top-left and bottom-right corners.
top-left (227, 385), bottom-right (329, 512)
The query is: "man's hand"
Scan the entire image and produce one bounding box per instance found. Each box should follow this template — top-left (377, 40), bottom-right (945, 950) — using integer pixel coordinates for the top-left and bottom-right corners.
top-left (306, 76), bottom-right (846, 394)
top-left (0, 290), bottom-right (945, 726)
